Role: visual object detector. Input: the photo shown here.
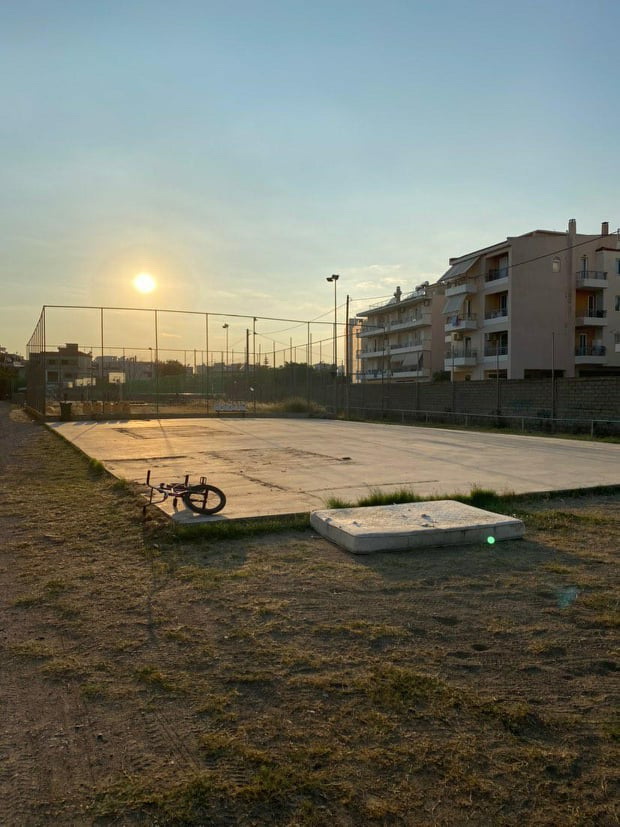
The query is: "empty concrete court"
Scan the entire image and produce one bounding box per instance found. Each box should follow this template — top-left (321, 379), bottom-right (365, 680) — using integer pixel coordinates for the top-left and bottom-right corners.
top-left (50, 417), bottom-right (620, 521)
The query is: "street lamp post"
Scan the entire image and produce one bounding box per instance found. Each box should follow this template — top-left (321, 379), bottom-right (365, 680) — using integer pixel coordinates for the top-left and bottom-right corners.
top-left (326, 274), bottom-right (339, 371)
top-left (222, 323), bottom-right (229, 368)
top-left (326, 274), bottom-right (340, 415)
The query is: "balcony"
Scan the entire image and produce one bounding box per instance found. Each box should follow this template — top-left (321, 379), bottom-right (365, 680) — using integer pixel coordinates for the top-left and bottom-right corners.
top-left (444, 313), bottom-right (477, 333)
top-left (358, 314), bottom-right (431, 337)
top-left (389, 342), bottom-right (424, 356)
top-left (360, 370), bottom-right (391, 382)
top-left (576, 270), bottom-right (607, 289)
top-left (575, 345), bottom-right (606, 364)
top-left (359, 325), bottom-right (386, 338)
top-left (444, 347), bottom-right (478, 368)
top-left (484, 308), bottom-right (508, 321)
top-left (445, 281), bottom-right (476, 297)
top-left (485, 267), bottom-right (509, 283)
top-left (391, 313), bottom-right (432, 331)
top-left (575, 309), bottom-right (607, 326)
top-left (390, 366), bottom-right (430, 379)
top-left (359, 347), bottom-right (387, 359)
top-left (484, 344), bottom-right (508, 358)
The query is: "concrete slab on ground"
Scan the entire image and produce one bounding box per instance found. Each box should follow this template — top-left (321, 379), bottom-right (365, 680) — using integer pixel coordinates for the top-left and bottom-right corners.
top-left (51, 417), bottom-right (620, 522)
top-left (310, 500), bottom-right (525, 554)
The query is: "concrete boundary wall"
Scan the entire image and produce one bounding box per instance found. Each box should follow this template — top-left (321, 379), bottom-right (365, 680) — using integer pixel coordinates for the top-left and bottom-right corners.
top-left (340, 377), bottom-right (620, 421)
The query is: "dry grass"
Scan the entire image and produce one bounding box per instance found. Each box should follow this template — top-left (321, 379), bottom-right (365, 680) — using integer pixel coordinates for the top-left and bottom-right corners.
top-left (0, 403), bottom-right (618, 826)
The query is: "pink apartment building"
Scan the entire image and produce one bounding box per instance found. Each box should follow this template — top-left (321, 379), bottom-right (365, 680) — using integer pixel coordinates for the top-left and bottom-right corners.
top-left (440, 218), bottom-right (620, 380)
top-left (356, 219), bottom-right (620, 383)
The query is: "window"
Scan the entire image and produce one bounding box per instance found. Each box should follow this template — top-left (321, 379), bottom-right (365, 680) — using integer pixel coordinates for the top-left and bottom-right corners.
top-left (552, 256), bottom-right (561, 273)
top-left (616, 259), bottom-right (620, 275)
top-left (615, 296), bottom-right (620, 311)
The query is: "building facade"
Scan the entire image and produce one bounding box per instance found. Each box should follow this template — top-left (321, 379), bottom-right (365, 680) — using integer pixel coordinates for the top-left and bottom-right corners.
top-left (440, 219), bottom-right (620, 380)
top-left (356, 284), bottom-right (445, 383)
top-left (356, 219), bottom-right (620, 384)
top-left (29, 343), bottom-right (94, 393)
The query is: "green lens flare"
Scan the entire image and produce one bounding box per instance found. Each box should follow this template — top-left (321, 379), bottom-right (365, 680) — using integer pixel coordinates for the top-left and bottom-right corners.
top-left (487, 536), bottom-right (496, 545)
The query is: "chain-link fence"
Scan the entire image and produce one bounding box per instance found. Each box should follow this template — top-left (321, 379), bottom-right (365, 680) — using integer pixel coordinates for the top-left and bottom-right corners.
top-left (26, 304), bottom-right (347, 419)
top-left (25, 304), bottom-right (620, 437)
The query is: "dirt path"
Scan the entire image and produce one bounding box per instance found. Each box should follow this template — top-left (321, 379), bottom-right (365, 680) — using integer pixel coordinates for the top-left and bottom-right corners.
top-left (0, 404), bottom-right (169, 825)
top-left (0, 403), bottom-right (618, 826)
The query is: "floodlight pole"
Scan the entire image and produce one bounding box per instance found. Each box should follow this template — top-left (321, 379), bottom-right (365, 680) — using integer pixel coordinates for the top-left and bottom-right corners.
top-left (326, 274), bottom-right (339, 370)
top-left (326, 274), bottom-right (340, 414)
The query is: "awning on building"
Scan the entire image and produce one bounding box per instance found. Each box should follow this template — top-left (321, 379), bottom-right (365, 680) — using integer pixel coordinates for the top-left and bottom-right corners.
top-left (402, 351), bottom-right (424, 367)
top-left (439, 255), bottom-right (480, 282)
top-left (442, 295), bottom-right (464, 314)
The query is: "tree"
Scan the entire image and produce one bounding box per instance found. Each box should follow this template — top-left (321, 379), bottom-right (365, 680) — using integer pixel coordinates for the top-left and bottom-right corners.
top-left (157, 360), bottom-right (186, 376)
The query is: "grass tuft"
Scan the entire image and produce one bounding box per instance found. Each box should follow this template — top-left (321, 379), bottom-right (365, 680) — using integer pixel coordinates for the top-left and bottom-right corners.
top-left (88, 458), bottom-right (105, 476)
top-left (360, 665), bottom-right (451, 712)
top-left (134, 665), bottom-right (186, 693)
top-left (325, 485), bottom-right (514, 512)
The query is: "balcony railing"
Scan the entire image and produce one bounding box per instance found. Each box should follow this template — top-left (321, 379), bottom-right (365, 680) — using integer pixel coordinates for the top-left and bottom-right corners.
top-left (391, 315), bottom-right (430, 328)
top-left (576, 270), bottom-right (607, 281)
top-left (359, 315), bottom-right (430, 335)
top-left (360, 370), bottom-right (391, 380)
top-left (484, 308), bottom-right (508, 320)
top-left (578, 309), bottom-right (607, 318)
top-left (484, 345), bottom-right (508, 357)
top-left (360, 339), bottom-right (424, 357)
top-left (445, 348), bottom-right (478, 359)
top-left (485, 267), bottom-right (509, 282)
top-left (575, 345), bottom-right (606, 357)
top-left (445, 280), bottom-right (477, 297)
top-left (445, 314), bottom-right (477, 328)
top-left (359, 348), bottom-right (387, 358)
top-left (391, 366), bottom-right (429, 376)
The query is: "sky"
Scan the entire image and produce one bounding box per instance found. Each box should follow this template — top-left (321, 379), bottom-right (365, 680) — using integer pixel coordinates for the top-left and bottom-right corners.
top-left (2, 0), bottom-right (620, 357)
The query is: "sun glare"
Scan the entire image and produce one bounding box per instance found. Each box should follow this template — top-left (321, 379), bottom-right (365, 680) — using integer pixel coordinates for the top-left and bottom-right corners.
top-left (133, 272), bottom-right (156, 294)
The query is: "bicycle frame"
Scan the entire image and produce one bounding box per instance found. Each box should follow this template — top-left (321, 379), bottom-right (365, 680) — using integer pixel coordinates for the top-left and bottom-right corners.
top-left (142, 469), bottom-right (226, 516)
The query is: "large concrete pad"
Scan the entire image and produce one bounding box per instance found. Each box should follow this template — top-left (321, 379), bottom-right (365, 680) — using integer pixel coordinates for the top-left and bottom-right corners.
top-left (51, 417), bottom-right (620, 521)
top-left (310, 500), bottom-right (525, 554)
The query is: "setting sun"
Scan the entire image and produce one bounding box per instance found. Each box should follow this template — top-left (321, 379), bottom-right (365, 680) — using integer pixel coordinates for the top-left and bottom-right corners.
top-left (133, 272), bottom-right (157, 294)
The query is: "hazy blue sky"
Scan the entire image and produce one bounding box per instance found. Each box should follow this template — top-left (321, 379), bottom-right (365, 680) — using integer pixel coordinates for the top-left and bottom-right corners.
top-left (2, 0), bottom-right (619, 355)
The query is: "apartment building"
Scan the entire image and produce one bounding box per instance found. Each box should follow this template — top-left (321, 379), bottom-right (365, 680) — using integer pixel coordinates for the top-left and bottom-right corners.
top-left (356, 283), bottom-right (445, 382)
top-left (29, 342), bottom-right (93, 390)
top-left (439, 219), bottom-right (620, 380)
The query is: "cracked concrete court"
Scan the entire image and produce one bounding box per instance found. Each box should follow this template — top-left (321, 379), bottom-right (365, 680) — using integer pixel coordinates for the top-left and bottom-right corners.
top-left (51, 417), bottom-right (620, 522)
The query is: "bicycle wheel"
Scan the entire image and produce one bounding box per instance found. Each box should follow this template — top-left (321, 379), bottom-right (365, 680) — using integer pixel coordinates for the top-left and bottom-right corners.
top-left (182, 484), bottom-right (226, 515)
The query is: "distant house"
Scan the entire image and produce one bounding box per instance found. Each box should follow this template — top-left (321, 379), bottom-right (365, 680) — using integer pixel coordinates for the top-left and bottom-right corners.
top-left (0, 346), bottom-right (26, 397)
top-left (29, 343), bottom-right (93, 392)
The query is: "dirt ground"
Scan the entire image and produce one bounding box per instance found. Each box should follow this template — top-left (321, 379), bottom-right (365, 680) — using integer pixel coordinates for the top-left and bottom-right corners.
top-left (0, 402), bottom-right (618, 826)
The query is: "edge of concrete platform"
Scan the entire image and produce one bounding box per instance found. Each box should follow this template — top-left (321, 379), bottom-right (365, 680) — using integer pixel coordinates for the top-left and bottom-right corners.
top-left (311, 514), bottom-right (524, 554)
top-left (171, 511), bottom-right (312, 530)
